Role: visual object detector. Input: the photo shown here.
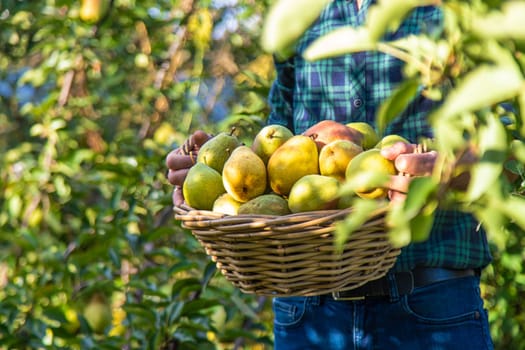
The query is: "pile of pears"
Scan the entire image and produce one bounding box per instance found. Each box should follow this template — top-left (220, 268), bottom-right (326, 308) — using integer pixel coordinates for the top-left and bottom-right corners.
top-left (182, 120), bottom-right (409, 215)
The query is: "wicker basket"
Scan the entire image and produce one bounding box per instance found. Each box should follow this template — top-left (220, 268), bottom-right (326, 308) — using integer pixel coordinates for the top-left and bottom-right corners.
top-left (174, 202), bottom-right (401, 297)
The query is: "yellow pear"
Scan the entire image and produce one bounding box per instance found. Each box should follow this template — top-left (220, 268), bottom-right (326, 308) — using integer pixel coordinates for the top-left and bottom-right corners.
top-left (212, 193), bottom-right (243, 215)
top-left (251, 124), bottom-right (294, 164)
top-left (345, 149), bottom-right (397, 199)
top-left (238, 194), bottom-right (291, 215)
top-left (319, 139), bottom-right (363, 181)
top-left (197, 132), bottom-right (241, 173)
top-left (288, 174), bottom-right (340, 212)
top-left (222, 146), bottom-right (267, 202)
top-left (267, 135), bottom-right (319, 196)
top-left (346, 122), bottom-right (380, 150)
top-left (375, 134), bottom-right (410, 149)
top-left (183, 162), bottom-right (225, 210)
top-left (79, 0), bottom-right (109, 23)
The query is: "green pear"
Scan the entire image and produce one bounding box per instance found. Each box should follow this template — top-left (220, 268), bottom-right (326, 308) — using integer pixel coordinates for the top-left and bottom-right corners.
top-left (222, 146), bottom-right (267, 202)
top-left (267, 135), bottom-right (319, 196)
top-left (346, 122), bottom-right (380, 150)
top-left (197, 132), bottom-right (241, 173)
top-left (374, 134), bottom-right (409, 149)
top-left (212, 193), bottom-right (243, 215)
top-left (251, 124), bottom-right (294, 164)
top-left (238, 193), bottom-right (291, 215)
top-left (319, 139), bottom-right (363, 181)
top-left (83, 293), bottom-right (112, 334)
top-left (345, 148), bottom-right (396, 199)
top-left (183, 162), bottom-right (225, 210)
top-left (288, 174), bottom-right (340, 213)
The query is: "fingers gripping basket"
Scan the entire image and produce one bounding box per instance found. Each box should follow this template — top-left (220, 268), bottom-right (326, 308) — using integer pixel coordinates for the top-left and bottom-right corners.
top-left (174, 203), bottom-right (401, 296)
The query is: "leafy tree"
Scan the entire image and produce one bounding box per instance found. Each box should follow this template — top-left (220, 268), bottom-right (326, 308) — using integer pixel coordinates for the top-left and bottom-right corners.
top-left (1, 1), bottom-right (272, 349)
top-left (1, 0), bottom-right (524, 349)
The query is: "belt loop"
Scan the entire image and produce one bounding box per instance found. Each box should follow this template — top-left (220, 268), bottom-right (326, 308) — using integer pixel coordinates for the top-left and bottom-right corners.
top-left (387, 273), bottom-right (400, 302)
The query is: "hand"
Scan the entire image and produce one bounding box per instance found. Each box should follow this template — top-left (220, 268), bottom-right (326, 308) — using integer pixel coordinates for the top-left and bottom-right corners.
top-left (166, 130), bottom-right (212, 206)
top-left (380, 142), bottom-right (438, 203)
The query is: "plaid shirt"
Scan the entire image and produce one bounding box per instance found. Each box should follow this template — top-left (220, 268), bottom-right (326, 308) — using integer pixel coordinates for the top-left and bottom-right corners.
top-left (267, 0), bottom-right (492, 271)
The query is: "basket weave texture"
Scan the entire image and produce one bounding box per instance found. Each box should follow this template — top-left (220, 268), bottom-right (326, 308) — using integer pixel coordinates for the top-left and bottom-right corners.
top-left (174, 203), bottom-right (400, 296)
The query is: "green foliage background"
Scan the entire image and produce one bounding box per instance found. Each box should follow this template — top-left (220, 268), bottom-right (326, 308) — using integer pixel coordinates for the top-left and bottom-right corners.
top-left (0, 0), bottom-right (523, 349)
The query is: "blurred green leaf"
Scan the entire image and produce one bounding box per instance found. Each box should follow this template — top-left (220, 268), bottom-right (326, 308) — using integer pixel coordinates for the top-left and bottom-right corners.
top-left (335, 199), bottom-right (381, 250)
top-left (366, 0), bottom-right (435, 41)
top-left (376, 78), bottom-right (420, 137)
top-left (470, 2), bottom-right (525, 40)
top-left (433, 65), bottom-right (523, 120)
top-left (467, 114), bottom-right (508, 202)
top-left (303, 26), bottom-right (376, 61)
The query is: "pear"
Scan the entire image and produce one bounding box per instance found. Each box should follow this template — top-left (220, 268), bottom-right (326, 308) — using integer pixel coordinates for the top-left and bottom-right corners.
top-left (303, 120), bottom-right (363, 150)
top-left (251, 124), bottom-right (294, 164)
top-left (238, 194), bottom-right (291, 215)
top-left (212, 193), bottom-right (243, 215)
top-left (83, 293), bottom-right (112, 334)
top-left (346, 122), bottom-right (380, 150)
top-left (319, 139), bottom-right (363, 181)
top-left (183, 162), bottom-right (226, 210)
top-left (345, 148), bottom-right (397, 199)
top-left (197, 132), bottom-right (241, 173)
top-left (267, 135), bottom-right (319, 196)
top-left (80, 0), bottom-right (109, 23)
top-left (222, 146), bottom-right (267, 202)
top-left (375, 134), bottom-right (410, 149)
top-left (288, 174), bottom-right (340, 213)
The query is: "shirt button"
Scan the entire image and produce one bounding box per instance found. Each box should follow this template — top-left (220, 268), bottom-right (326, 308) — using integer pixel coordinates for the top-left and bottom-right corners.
top-left (353, 98), bottom-right (363, 108)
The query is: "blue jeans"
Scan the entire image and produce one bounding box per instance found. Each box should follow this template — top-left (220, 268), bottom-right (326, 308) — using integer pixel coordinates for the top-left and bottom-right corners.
top-left (272, 276), bottom-right (493, 350)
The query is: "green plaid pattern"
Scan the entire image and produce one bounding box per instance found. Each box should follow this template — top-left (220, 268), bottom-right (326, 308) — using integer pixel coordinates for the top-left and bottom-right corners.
top-left (267, 0), bottom-right (492, 271)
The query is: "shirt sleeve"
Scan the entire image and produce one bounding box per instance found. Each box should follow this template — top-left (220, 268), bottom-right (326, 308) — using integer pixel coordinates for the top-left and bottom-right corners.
top-left (267, 55), bottom-right (295, 132)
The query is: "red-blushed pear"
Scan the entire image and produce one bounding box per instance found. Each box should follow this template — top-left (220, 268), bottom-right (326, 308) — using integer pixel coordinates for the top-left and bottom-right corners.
top-left (251, 124), bottom-right (294, 164)
top-left (303, 120), bottom-right (364, 150)
top-left (267, 135), bottom-right (319, 196)
top-left (319, 139), bottom-right (363, 181)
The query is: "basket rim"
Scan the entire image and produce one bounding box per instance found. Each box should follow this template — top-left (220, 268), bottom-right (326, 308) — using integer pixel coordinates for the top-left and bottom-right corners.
top-left (173, 200), bottom-right (389, 222)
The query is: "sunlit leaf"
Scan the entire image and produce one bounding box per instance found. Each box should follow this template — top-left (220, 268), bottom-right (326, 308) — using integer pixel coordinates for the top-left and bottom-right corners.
top-left (366, 0), bottom-right (437, 41)
top-left (409, 202), bottom-right (437, 242)
top-left (470, 2), bottom-right (525, 40)
top-left (303, 27), bottom-right (376, 61)
top-left (386, 203), bottom-right (412, 248)
top-left (376, 78), bottom-right (420, 136)
top-left (501, 195), bottom-right (525, 231)
top-left (474, 203), bottom-right (508, 251)
top-left (435, 65), bottom-right (523, 120)
top-left (261, 0), bottom-right (332, 57)
top-left (335, 199), bottom-right (379, 250)
top-left (340, 170), bottom-right (391, 195)
top-left (466, 114), bottom-right (508, 201)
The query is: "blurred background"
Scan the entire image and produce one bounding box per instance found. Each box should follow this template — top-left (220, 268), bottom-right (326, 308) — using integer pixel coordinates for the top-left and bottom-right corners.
top-left (0, 1), bottom-right (523, 349)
